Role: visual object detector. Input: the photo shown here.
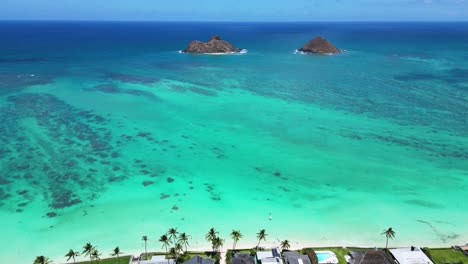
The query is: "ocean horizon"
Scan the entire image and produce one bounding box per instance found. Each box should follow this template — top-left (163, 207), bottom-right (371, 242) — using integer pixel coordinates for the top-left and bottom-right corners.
top-left (0, 21), bottom-right (467, 263)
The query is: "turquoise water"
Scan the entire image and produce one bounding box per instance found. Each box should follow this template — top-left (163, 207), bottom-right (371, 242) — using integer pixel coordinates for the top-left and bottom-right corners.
top-left (316, 253), bottom-right (331, 262)
top-left (0, 22), bottom-right (467, 262)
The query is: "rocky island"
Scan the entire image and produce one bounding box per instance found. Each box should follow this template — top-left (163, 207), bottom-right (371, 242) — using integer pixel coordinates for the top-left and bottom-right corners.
top-left (297, 36), bottom-right (341, 54)
top-left (182, 35), bottom-right (244, 54)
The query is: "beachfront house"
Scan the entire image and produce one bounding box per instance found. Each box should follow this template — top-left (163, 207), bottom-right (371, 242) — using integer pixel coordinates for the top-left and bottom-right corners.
top-left (232, 253), bottom-right (256, 264)
top-left (139, 255), bottom-right (176, 264)
top-left (183, 255), bottom-right (215, 264)
top-left (389, 247), bottom-right (433, 264)
top-left (455, 244), bottom-right (468, 256)
top-left (345, 250), bottom-right (393, 264)
top-left (283, 251), bottom-right (312, 264)
top-left (256, 248), bottom-right (283, 264)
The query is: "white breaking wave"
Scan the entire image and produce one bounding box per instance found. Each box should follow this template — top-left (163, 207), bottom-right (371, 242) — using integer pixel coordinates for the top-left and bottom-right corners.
top-left (178, 49), bottom-right (248, 55)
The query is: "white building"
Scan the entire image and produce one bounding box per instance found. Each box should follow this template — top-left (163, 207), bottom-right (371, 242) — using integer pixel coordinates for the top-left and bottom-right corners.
top-left (256, 248), bottom-right (283, 264)
top-left (390, 247), bottom-right (434, 264)
top-left (139, 255), bottom-right (177, 264)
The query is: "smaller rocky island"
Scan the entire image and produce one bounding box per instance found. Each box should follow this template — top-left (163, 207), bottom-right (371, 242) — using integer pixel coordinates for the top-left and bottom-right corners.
top-left (297, 36), bottom-right (341, 54)
top-left (182, 35), bottom-right (244, 54)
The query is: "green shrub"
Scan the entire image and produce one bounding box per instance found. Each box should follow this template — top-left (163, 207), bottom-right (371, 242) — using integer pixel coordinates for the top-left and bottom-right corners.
top-left (302, 248), bottom-right (319, 264)
top-left (226, 250), bottom-right (232, 264)
top-left (213, 251), bottom-right (221, 264)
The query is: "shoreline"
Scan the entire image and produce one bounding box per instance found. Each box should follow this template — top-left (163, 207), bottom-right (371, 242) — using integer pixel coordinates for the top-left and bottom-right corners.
top-left (48, 240), bottom-right (462, 264)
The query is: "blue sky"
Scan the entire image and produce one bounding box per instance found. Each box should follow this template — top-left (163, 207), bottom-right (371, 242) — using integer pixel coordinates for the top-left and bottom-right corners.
top-left (1, 0), bottom-right (467, 21)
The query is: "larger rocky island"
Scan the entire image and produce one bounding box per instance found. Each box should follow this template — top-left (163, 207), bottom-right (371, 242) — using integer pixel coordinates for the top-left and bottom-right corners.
top-left (298, 36), bottom-right (341, 54)
top-left (182, 35), bottom-right (244, 54)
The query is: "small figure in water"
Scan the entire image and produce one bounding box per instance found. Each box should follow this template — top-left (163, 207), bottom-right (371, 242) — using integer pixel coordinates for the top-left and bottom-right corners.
top-left (268, 212), bottom-right (272, 220)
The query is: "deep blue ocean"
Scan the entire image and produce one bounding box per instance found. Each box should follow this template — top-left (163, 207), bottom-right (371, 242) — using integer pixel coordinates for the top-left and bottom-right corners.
top-left (1, 22), bottom-right (467, 131)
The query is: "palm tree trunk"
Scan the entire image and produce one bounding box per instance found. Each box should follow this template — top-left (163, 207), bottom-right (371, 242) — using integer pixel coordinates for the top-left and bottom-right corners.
top-left (145, 242), bottom-right (147, 260)
top-left (117, 254), bottom-right (120, 264)
top-left (73, 256), bottom-right (76, 264)
top-left (257, 240), bottom-right (260, 249)
top-left (385, 237), bottom-right (389, 249)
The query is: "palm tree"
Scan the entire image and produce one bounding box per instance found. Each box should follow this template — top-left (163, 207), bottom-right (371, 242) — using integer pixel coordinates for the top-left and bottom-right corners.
top-left (159, 234), bottom-right (171, 264)
top-left (256, 229), bottom-right (267, 250)
top-left (205, 228), bottom-right (218, 252)
top-left (213, 236), bottom-right (224, 253)
top-left (111, 247), bottom-right (122, 264)
top-left (178, 233), bottom-right (190, 253)
top-left (65, 249), bottom-right (79, 263)
top-left (280, 240), bottom-right (290, 251)
top-left (34, 256), bottom-right (52, 264)
top-left (230, 230), bottom-right (242, 251)
top-left (175, 242), bottom-right (184, 259)
top-left (90, 248), bottom-right (101, 264)
top-left (169, 247), bottom-right (177, 259)
top-left (82, 243), bottom-right (94, 262)
top-left (142, 236), bottom-right (148, 260)
top-left (381, 227), bottom-right (396, 249)
top-left (168, 228), bottom-right (179, 245)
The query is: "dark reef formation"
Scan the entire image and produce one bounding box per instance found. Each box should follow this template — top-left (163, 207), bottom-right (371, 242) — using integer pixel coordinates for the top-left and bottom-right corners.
top-left (182, 35), bottom-right (243, 54)
top-left (298, 36), bottom-right (341, 54)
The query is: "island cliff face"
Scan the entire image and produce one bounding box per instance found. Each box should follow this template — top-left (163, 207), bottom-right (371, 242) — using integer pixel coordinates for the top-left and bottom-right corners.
top-left (182, 35), bottom-right (242, 54)
top-left (298, 36), bottom-right (341, 54)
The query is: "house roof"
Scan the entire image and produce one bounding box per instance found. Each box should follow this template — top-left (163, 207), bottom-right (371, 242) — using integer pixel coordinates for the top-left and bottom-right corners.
top-left (183, 256), bottom-right (214, 264)
top-left (257, 251), bottom-right (274, 260)
top-left (389, 248), bottom-right (433, 264)
top-left (232, 253), bottom-right (256, 264)
top-left (272, 249), bottom-right (281, 258)
top-left (257, 249), bottom-right (281, 260)
top-left (348, 250), bottom-right (393, 264)
top-left (283, 251), bottom-right (312, 264)
top-left (261, 257), bottom-right (283, 264)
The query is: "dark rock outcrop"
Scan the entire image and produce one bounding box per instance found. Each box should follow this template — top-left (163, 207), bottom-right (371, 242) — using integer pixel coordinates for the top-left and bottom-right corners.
top-left (298, 36), bottom-right (341, 54)
top-left (182, 35), bottom-right (243, 54)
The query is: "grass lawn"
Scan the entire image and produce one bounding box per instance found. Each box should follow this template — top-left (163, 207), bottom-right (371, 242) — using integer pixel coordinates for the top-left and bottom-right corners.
top-left (425, 248), bottom-right (468, 264)
top-left (76, 255), bottom-right (131, 264)
top-left (229, 249), bottom-right (254, 255)
top-left (140, 252), bottom-right (167, 260)
top-left (182, 251), bottom-right (217, 262)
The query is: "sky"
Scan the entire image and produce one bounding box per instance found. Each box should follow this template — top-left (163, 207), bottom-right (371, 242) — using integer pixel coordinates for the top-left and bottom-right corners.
top-left (0, 0), bottom-right (467, 21)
